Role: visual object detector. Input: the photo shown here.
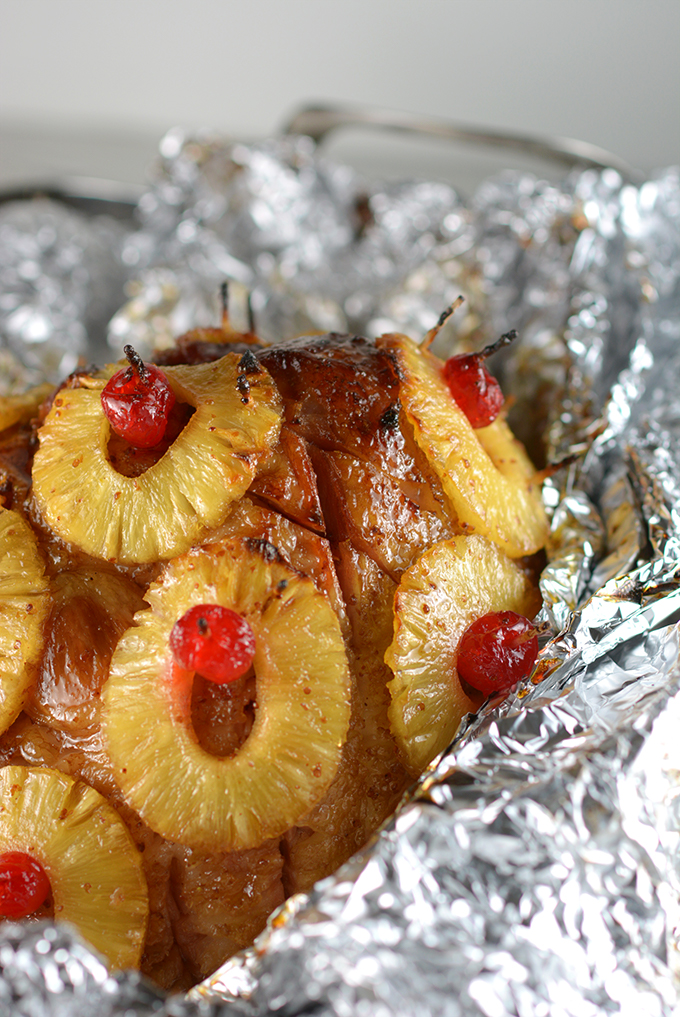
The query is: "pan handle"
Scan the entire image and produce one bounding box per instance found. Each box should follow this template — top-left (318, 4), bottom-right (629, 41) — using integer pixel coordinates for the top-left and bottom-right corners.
top-left (281, 103), bottom-right (642, 183)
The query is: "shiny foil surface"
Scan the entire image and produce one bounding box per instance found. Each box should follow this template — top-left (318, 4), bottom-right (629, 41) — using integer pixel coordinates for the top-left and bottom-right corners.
top-left (1, 131), bottom-right (679, 1016)
top-left (107, 130), bottom-right (473, 356)
top-left (0, 199), bottom-right (127, 388)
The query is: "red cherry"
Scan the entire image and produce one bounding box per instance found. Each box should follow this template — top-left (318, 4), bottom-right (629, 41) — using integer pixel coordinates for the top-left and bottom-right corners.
top-left (169, 604), bottom-right (256, 684)
top-left (457, 610), bottom-right (538, 696)
top-left (443, 354), bottom-right (504, 428)
top-left (101, 346), bottom-right (175, 449)
top-left (442, 329), bottom-right (517, 429)
top-left (0, 851), bottom-right (51, 918)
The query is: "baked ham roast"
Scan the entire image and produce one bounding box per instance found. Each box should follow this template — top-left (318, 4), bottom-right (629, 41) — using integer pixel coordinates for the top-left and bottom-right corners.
top-left (0, 317), bottom-right (546, 990)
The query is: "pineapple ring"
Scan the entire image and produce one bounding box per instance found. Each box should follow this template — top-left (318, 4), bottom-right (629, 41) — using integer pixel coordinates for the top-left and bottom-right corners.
top-left (385, 534), bottom-right (542, 775)
top-left (0, 507), bottom-right (50, 735)
top-left (377, 333), bottom-right (548, 558)
top-left (102, 536), bottom-right (352, 852)
top-left (31, 355), bottom-right (283, 564)
top-left (0, 383), bottom-right (53, 433)
top-left (0, 765), bottom-right (148, 970)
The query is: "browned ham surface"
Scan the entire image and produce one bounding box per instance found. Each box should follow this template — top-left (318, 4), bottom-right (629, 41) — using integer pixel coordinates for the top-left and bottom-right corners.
top-left (0, 330), bottom-right (465, 989)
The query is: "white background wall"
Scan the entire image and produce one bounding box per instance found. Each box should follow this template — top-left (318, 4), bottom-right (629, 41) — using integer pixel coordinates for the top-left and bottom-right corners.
top-left (0, 0), bottom-right (678, 191)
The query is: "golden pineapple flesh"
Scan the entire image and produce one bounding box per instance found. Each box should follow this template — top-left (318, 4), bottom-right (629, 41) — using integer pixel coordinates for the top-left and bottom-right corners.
top-left (377, 332), bottom-right (548, 558)
top-left (0, 765), bottom-right (148, 970)
top-left (31, 355), bottom-right (283, 563)
top-left (386, 535), bottom-right (542, 776)
top-left (0, 384), bottom-right (53, 432)
top-left (0, 322), bottom-right (545, 989)
top-left (0, 507), bottom-right (50, 736)
top-left (102, 536), bottom-right (351, 851)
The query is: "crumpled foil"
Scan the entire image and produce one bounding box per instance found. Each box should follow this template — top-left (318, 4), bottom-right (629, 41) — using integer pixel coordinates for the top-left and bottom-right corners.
top-left (1, 130), bottom-right (680, 1017)
top-left (0, 199), bottom-right (127, 389)
top-left (107, 129), bottom-right (475, 355)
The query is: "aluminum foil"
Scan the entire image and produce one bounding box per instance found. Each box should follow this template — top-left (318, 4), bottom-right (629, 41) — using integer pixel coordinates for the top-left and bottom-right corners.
top-left (107, 129), bottom-right (474, 355)
top-left (1, 131), bottom-right (680, 1017)
top-left (0, 199), bottom-right (127, 389)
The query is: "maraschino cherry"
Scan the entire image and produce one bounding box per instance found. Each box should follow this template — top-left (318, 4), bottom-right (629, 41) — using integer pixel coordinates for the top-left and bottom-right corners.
top-left (456, 610), bottom-right (538, 696)
top-left (170, 605), bottom-right (256, 684)
top-left (101, 346), bottom-right (176, 448)
top-left (443, 330), bottom-right (517, 429)
top-left (0, 850), bottom-right (51, 918)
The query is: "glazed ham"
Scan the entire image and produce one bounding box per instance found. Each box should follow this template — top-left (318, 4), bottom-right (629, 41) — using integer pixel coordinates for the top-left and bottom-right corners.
top-left (0, 324), bottom-right (546, 989)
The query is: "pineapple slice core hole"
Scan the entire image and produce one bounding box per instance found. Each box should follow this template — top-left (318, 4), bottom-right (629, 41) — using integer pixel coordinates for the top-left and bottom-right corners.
top-left (190, 670), bottom-right (257, 757)
top-left (106, 401), bottom-right (195, 478)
